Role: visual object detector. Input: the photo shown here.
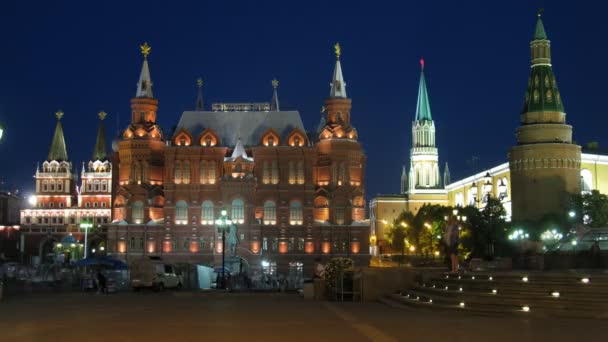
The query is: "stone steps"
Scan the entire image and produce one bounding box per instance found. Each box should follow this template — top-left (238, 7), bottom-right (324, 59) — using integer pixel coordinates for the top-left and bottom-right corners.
top-left (384, 271), bottom-right (608, 319)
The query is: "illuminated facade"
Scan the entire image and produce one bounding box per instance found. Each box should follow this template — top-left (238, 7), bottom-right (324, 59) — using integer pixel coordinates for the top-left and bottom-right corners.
top-left (19, 111), bottom-right (111, 262)
top-left (107, 43), bottom-right (369, 277)
top-left (371, 14), bottom-right (601, 254)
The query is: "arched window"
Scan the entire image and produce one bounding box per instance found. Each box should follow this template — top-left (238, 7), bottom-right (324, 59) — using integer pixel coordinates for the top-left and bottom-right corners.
top-left (201, 200), bottom-right (214, 224)
top-left (581, 169), bottom-right (593, 192)
top-left (132, 201), bottom-right (144, 224)
top-left (263, 200), bottom-right (277, 225)
top-left (174, 161), bottom-right (182, 184)
top-left (182, 161), bottom-right (191, 184)
top-left (175, 200), bottom-right (188, 224)
top-left (231, 199), bottom-right (245, 224)
top-left (94, 180), bottom-right (100, 192)
top-left (101, 180), bottom-right (107, 192)
top-left (289, 200), bottom-right (303, 225)
top-left (313, 196), bottom-right (329, 222)
top-left (467, 190), bottom-right (476, 206)
top-left (497, 177), bottom-right (509, 200)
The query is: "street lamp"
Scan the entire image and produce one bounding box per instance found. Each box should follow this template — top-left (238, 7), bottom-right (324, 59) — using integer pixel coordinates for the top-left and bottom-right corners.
top-left (79, 221), bottom-right (93, 259)
top-left (215, 208), bottom-right (232, 290)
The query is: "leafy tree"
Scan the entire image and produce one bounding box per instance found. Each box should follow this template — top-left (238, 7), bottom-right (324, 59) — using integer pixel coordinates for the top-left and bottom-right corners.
top-left (478, 196), bottom-right (507, 259)
top-left (571, 190), bottom-right (608, 228)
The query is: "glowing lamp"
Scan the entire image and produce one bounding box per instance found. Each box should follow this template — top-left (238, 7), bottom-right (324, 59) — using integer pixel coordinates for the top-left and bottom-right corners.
top-left (522, 306), bottom-right (530, 312)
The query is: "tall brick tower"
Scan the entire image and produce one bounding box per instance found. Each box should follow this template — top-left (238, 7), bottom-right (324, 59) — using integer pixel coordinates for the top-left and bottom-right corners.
top-left (509, 13), bottom-right (581, 222)
top-left (113, 43), bottom-right (165, 223)
top-left (314, 43), bottom-right (366, 225)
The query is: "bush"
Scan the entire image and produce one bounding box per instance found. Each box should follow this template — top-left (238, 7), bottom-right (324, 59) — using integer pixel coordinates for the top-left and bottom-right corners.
top-left (324, 257), bottom-right (354, 291)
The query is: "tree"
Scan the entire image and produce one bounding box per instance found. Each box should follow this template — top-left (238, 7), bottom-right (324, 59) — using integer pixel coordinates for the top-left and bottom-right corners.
top-left (386, 211), bottom-right (414, 258)
top-left (478, 196), bottom-right (507, 259)
top-left (571, 190), bottom-right (608, 228)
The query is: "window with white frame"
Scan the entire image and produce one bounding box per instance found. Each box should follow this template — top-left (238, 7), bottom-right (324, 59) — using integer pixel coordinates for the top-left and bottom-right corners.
top-left (289, 200), bottom-right (303, 225)
top-left (581, 169), bottom-right (593, 192)
top-left (201, 200), bottom-right (214, 224)
top-left (231, 198), bottom-right (245, 224)
top-left (263, 200), bottom-right (276, 225)
top-left (175, 200), bottom-right (188, 224)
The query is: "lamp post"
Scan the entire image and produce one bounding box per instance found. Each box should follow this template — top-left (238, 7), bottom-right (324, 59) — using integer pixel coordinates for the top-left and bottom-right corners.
top-left (215, 208), bottom-right (232, 290)
top-left (79, 221), bottom-right (93, 259)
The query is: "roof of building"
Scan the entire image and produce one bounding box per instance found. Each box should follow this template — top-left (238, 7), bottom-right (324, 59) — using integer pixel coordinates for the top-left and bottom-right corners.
top-left (175, 110), bottom-right (306, 147)
top-left (48, 112), bottom-right (69, 162)
top-left (92, 112), bottom-right (108, 161)
top-left (534, 14), bottom-right (548, 40)
top-left (415, 59), bottom-right (432, 121)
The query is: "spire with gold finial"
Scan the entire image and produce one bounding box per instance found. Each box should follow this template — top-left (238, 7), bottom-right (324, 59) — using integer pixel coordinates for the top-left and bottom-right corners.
top-left (48, 110), bottom-right (69, 162)
top-left (136, 42), bottom-right (154, 98)
top-left (270, 78), bottom-right (280, 111)
top-left (92, 111), bottom-right (108, 161)
top-left (329, 42), bottom-right (347, 98)
top-left (195, 78), bottom-right (204, 111)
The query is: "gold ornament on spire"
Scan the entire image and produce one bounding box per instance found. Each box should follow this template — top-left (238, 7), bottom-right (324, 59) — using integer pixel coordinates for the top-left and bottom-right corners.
top-left (334, 42), bottom-right (341, 59)
top-left (197, 78), bottom-right (203, 88)
top-left (272, 79), bottom-right (279, 89)
top-left (537, 8), bottom-right (544, 17)
top-left (98, 111), bottom-right (107, 120)
top-left (55, 110), bottom-right (64, 120)
top-left (140, 42), bottom-right (151, 59)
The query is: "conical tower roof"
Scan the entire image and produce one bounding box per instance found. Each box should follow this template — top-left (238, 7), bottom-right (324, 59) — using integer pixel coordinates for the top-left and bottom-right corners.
top-left (136, 42), bottom-right (154, 98)
top-left (48, 111), bottom-right (69, 162)
top-left (329, 43), bottom-right (347, 98)
top-left (415, 58), bottom-right (432, 121)
top-left (521, 13), bottom-right (564, 114)
top-left (92, 111), bottom-right (108, 161)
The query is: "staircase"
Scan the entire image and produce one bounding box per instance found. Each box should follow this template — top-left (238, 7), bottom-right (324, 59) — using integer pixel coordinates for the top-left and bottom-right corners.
top-left (384, 271), bottom-right (608, 319)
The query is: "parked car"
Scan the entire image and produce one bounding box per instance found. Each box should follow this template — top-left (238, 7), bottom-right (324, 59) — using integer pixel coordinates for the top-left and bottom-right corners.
top-left (130, 258), bottom-right (183, 291)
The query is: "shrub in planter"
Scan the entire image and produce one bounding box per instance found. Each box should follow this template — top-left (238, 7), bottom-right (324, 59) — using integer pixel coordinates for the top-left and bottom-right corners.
top-left (324, 257), bottom-right (354, 293)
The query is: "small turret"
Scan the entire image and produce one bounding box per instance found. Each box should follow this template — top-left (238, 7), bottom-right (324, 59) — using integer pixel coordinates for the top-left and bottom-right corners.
top-left (48, 111), bottom-right (69, 162)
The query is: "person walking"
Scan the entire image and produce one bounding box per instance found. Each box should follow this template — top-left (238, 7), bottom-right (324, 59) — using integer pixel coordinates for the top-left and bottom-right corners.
top-left (96, 270), bottom-right (107, 295)
top-left (445, 216), bottom-right (460, 273)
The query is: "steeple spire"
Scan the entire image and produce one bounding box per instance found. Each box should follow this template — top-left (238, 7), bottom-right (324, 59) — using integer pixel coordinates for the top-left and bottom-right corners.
top-left (195, 78), bottom-right (204, 111)
top-left (400, 165), bottom-right (408, 194)
top-left (534, 10), bottom-right (547, 40)
top-left (92, 111), bottom-right (108, 161)
top-left (135, 42), bottom-right (154, 99)
top-left (443, 162), bottom-right (451, 187)
top-left (270, 79), bottom-right (280, 111)
top-left (415, 58), bottom-right (432, 121)
top-left (329, 43), bottom-right (347, 98)
top-left (522, 13), bottom-right (564, 114)
top-left (48, 111), bottom-right (69, 161)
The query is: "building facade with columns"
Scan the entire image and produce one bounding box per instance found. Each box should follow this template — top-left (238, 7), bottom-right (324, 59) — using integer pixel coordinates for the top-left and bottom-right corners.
top-left (370, 14), bottom-right (607, 254)
top-left (107, 43), bottom-right (370, 278)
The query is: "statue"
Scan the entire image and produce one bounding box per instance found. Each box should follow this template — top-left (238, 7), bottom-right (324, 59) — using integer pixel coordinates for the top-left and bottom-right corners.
top-left (227, 224), bottom-right (238, 256)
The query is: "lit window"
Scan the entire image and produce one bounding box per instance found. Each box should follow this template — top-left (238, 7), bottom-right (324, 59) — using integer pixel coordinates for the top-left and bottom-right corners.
top-left (289, 200), bottom-right (303, 225)
top-left (231, 199), bottom-right (245, 224)
top-left (132, 201), bottom-right (144, 224)
top-left (263, 200), bottom-right (276, 225)
top-left (201, 200), bottom-right (214, 224)
top-left (175, 200), bottom-right (188, 224)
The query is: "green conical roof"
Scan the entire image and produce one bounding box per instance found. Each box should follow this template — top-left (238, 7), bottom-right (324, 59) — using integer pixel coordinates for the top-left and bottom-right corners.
top-left (48, 112), bottom-right (68, 161)
top-left (534, 15), bottom-right (548, 40)
top-left (92, 112), bottom-right (108, 161)
top-left (522, 15), bottom-right (564, 114)
top-left (415, 59), bottom-right (432, 121)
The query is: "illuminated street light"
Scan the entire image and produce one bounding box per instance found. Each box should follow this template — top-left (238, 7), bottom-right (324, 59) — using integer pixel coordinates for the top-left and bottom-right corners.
top-left (28, 195), bottom-right (37, 206)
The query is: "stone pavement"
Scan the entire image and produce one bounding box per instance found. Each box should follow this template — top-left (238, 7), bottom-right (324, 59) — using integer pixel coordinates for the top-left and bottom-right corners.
top-left (0, 291), bottom-right (606, 341)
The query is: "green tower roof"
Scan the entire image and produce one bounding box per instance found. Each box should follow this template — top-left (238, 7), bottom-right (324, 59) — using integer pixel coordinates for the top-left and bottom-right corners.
top-left (534, 14), bottom-right (548, 40)
top-left (48, 111), bottom-right (69, 162)
top-left (92, 111), bottom-right (108, 161)
top-left (415, 59), bottom-right (432, 121)
top-left (522, 14), bottom-right (564, 114)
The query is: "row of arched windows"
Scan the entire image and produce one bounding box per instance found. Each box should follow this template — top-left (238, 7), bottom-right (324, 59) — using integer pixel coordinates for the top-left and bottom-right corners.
top-left (42, 179), bottom-right (65, 192)
top-left (174, 160), bottom-right (217, 185)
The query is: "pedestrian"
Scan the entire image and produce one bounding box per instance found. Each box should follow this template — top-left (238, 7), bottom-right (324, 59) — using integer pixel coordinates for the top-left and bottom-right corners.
top-left (445, 216), bottom-right (460, 273)
top-left (96, 270), bottom-right (107, 295)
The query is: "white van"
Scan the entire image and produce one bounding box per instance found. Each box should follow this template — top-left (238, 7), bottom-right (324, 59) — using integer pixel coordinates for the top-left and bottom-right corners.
top-left (130, 258), bottom-right (183, 291)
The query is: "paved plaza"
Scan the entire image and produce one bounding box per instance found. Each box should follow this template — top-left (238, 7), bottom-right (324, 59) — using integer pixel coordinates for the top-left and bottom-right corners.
top-left (0, 291), bottom-right (606, 342)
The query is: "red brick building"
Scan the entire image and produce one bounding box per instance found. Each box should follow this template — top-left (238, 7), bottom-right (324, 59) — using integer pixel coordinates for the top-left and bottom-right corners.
top-left (108, 43), bottom-right (370, 277)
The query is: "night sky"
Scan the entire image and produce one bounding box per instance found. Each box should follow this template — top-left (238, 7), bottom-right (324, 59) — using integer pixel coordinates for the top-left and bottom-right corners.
top-left (0, 1), bottom-right (605, 201)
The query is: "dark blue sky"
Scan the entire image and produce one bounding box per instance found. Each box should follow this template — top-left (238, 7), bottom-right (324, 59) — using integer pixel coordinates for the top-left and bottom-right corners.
top-left (0, 1), bottom-right (604, 200)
